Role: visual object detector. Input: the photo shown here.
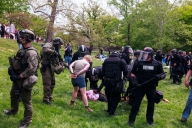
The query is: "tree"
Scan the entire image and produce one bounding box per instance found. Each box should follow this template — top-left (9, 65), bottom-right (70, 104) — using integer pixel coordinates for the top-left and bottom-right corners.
top-left (0, 0), bottom-right (28, 16)
top-left (28, 0), bottom-right (73, 42)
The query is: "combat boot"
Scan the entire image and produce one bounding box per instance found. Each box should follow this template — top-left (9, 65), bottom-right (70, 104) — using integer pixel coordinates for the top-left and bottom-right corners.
top-left (18, 123), bottom-right (30, 128)
top-left (3, 110), bottom-right (16, 115)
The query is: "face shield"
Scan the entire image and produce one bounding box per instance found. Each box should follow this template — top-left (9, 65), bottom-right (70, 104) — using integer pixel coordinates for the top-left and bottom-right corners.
top-left (128, 47), bottom-right (133, 54)
top-left (138, 51), bottom-right (151, 61)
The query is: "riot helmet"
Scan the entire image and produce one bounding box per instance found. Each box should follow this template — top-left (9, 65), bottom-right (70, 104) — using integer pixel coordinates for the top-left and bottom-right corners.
top-left (53, 37), bottom-right (64, 45)
top-left (19, 29), bottom-right (35, 42)
top-left (78, 45), bottom-right (87, 52)
top-left (91, 67), bottom-right (99, 81)
top-left (134, 50), bottom-right (141, 57)
top-left (123, 45), bottom-right (133, 54)
top-left (178, 50), bottom-right (183, 55)
top-left (171, 49), bottom-right (177, 54)
top-left (138, 47), bottom-right (154, 61)
top-left (112, 51), bottom-right (121, 57)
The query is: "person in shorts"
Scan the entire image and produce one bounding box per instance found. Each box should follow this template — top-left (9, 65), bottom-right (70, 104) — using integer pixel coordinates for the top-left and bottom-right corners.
top-left (69, 55), bottom-right (93, 112)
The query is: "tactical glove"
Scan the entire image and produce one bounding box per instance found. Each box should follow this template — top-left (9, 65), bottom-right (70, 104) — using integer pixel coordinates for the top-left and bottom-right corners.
top-left (8, 67), bottom-right (15, 76)
top-left (136, 84), bottom-right (141, 88)
top-left (155, 73), bottom-right (166, 80)
top-left (10, 75), bottom-right (21, 81)
top-left (54, 51), bottom-right (59, 56)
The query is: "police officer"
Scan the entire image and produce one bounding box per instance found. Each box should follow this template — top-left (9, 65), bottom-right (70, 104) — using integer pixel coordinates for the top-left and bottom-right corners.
top-left (90, 66), bottom-right (103, 90)
top-left (121, 45), bottom-right (133, 65)
top-left (170, 49), bottom-right (182, 84)
top-left (53, 37), bottom-right (64, 53)
top-left (128, 47), bottom-right (166, 126)
top-left (102, 51), bottom-right (128, 116)
top-left (124, 50), bottom-right (141, 105)
top-left (155, 50), bottom-right (163, 63)
top-left (4, 29), bottom-right (39, 128)
top-left (71, 45), bottom-right (90, 62)
top-left (40, 37), bottom-right (64, 104)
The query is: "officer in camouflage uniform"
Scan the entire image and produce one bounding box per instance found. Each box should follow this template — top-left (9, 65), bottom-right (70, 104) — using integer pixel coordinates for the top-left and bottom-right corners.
top-left (4, 29), bottom-right (39, 128)
top-left (40, 37), bottom-right (64, 104)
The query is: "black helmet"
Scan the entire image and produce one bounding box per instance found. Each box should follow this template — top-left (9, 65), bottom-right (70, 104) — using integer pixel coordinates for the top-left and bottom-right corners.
top-left (134, 50), bottom-right (140, 57)
top-left (91, 67), bottom-right (98, 76)
top-left (171, 49), bottom-right (177, 54)
top-left (124, 45), bottom-right (133, 54)
top-left (78, 45), bottom-right (87, 52)
top-left (112, 51), bottom-right (121, 57)
top-left (178, 50), bottom-right (183, 55)
top-left (53, 37), bottom-right (64, 45)
top-left (143, 47), bottom-right (154, 56)
top-left (19, 29), bottom-right (35, 42)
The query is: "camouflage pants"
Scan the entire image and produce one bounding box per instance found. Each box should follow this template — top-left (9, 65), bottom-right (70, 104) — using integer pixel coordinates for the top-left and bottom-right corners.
top-left (10, 82), bottom-right (33, 124)
top-left (41, 66), bottom-right (55, 102)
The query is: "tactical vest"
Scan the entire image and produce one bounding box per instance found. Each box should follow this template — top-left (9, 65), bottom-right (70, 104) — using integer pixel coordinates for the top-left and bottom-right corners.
top-left (136, 60), bottom-right (159, 86)
top-left (103, 57), bottom-right (122, 79)
top-left (11, 47), bottom-right (40, 74)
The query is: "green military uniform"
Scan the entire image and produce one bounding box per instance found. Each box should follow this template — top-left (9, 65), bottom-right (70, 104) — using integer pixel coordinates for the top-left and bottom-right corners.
top-left (9, 46), bottom-right (39, 124)
top-left (40, 42), bottom-right (57, 104)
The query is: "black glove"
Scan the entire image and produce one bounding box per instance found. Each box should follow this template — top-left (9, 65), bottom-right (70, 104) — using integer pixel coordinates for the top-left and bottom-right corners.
top-left (10, 75), bottom-right (21, 81)
top-left (97, 88), bottom-right (101, 93)
top-left (155, 73), bottom-right (166, 80)
top-left (8, 66), bottom-right (15, 76)
top-left (135, 84), bottom-right (141, 88)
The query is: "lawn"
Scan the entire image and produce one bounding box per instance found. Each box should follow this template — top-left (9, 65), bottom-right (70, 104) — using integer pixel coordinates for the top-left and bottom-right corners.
top-left (0, 38), bottom-right (191, 128)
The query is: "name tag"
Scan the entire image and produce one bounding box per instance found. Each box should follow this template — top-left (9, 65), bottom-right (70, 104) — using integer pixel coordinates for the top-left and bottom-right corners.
top-left (143, 65), bottom-right (154, 70)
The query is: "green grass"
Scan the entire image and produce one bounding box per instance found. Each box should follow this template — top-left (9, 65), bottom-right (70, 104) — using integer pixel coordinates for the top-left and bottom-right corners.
top-left (0, 38), bottom-right (191, 128)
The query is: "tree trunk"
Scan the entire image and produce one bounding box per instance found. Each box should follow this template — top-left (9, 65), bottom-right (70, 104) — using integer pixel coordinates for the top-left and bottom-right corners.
top-left (46, 0), bottom-right (58, 42)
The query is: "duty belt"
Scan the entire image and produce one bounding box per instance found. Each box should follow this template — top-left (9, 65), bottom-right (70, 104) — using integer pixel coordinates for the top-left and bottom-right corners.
top-left (105, 78), bottom-right (121, 81)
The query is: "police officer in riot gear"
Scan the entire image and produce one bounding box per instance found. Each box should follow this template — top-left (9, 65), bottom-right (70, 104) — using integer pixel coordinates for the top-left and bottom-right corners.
top-left (4, 29), bottom-right (39, 128)
top-left (124, 50), bottom-right (141, 105)
top-left (102, 51), bottom-right (128, 116)
top-left (128, 47), bottom-right (166, 126)
top-left (170, 49), bottom-right (182, 84)
top-left (155, 50), bottom-right (163, 63)
top-left (40, 37), bottom-right (64, 104)
top-left (72, 45), bottom-right (90, 62)
top-left (90, 66), bottom-right (103, 90)
top-left (121, 45), bottom-right (133, 65)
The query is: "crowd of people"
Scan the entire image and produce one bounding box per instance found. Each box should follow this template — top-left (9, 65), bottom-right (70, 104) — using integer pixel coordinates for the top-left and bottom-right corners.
top-left (2, 28), bottom-right (192, 128)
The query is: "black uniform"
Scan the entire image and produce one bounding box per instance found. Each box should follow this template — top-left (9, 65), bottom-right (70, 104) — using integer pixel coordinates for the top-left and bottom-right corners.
top-left (129, 58), bottom-right (165, 125)
top-left (102, 53), bottom-right (128, 115)
top-left (155, 52), bottom-right (163, 63)
top-left (170, 53), bottom-right (182, 84)
top-left (121, 52), bottom-right (132, 65)
top-left (89, 66), bottom-right (103, 90)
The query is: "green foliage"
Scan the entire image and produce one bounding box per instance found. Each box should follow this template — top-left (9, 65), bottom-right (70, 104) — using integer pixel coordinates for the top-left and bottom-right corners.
top-left (1, 38), bottom-right (192, 128)
top-left (0, 0), bottom-right (28, 16)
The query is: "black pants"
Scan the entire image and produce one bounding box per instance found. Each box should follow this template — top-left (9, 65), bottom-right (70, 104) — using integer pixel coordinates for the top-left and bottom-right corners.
top-left (105, 80), bottom-right (122, 115)
top-left (129, 87), bottom-right (156, 123)
top-left (172, 67), bottom-right (181, 83)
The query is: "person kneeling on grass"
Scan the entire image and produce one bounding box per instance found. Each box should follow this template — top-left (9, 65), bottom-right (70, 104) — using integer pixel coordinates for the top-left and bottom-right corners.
top-left (69, 55), bottom-right (93, 112)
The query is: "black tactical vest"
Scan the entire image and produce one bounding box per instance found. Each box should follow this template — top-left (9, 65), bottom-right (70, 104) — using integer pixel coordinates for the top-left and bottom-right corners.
top-left (103, 57), bottom-right (122, 79)
top-left (136, 60), bottom-right (159, 86)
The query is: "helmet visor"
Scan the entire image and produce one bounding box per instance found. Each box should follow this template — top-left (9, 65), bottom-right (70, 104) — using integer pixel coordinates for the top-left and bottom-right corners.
top-left (128, 47), bottom-right (133, 54)
top-left (138, 51), bottom-right (150, 61)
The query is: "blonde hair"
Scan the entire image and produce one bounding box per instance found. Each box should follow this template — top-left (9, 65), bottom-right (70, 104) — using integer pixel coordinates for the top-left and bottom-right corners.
top-left (84, 55), bottom-right (92, 62)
